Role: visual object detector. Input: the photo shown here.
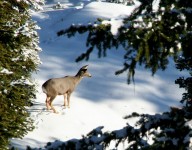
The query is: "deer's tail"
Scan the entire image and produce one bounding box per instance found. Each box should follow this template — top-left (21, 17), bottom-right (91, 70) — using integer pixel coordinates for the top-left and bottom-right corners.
top-left (42, 85), bottom-right (47, 94)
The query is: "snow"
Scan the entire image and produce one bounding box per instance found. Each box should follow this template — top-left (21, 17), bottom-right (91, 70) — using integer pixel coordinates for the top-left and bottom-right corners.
top-left (186, 120), bottom-right (192, 129)
top-left (0, 68), bottom-right (13, 74)
top-left (10, 76), bottom-right (33, 86)
top-left (11, 0), bottom-right (187, 149)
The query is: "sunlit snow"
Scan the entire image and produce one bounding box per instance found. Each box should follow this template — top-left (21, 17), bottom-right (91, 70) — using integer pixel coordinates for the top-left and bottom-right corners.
top-left (11, 0), bottom-right (187, 149)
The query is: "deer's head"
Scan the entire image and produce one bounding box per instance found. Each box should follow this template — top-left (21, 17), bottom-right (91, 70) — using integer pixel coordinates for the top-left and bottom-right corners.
top-left (76, 65), bottom-right (92, 78)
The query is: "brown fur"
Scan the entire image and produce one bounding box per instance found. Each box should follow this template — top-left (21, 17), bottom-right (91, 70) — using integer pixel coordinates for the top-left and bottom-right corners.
top-left (42, 65), bottom-right (91, 113)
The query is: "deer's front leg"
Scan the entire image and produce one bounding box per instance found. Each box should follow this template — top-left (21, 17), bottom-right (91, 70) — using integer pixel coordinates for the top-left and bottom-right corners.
top-left (63, 93), bottom-right (67, 108)
top-left (67, 92), bottom-right (71, 108)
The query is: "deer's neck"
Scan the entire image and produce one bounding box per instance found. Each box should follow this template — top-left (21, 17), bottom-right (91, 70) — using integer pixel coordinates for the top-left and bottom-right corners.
top-left (74, 75), bottom-right (83, 86)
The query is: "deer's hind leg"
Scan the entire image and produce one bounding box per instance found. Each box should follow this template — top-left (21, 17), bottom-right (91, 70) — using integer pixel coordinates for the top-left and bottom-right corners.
top-left (49, 96), bottom-right (58, 113)
top-left (45, 96), bottom-right (51, 110)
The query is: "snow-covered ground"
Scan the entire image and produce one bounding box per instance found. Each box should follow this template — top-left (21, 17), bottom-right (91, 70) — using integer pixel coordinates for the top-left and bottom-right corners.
top-left (11, 0), bottom-right (186, 149)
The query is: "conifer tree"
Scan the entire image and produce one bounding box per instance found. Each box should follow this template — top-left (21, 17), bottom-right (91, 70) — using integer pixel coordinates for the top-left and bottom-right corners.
top-left (0, 0), bottom-right (43, 149)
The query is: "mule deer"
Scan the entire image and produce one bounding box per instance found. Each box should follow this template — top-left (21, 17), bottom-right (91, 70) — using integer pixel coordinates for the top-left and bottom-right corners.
top-left (42, 65), bottom-right (91, 113)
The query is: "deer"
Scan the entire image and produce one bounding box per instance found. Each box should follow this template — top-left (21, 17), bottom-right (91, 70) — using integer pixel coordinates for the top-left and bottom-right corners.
top-left (42, 65), bottom-right (91, 113)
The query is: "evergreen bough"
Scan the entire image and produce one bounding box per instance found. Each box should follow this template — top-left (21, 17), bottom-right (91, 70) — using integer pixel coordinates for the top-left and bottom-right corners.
top-left (57, 0), bottom-right (192, 83)
top-left (0, 0), bottom-right (42, 149)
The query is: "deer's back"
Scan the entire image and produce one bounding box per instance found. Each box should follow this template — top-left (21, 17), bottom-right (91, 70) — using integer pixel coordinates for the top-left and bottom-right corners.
top-left (42, 76), bottom-right (77, 96)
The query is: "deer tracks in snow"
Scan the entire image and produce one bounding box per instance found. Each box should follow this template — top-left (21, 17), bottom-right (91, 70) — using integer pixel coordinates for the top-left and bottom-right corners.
top-left (29, 103), bottom-right (67, 128)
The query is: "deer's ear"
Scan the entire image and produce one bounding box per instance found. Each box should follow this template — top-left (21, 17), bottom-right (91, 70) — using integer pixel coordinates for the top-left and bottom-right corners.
top-left (81, 65), bottom-right (88, 70)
